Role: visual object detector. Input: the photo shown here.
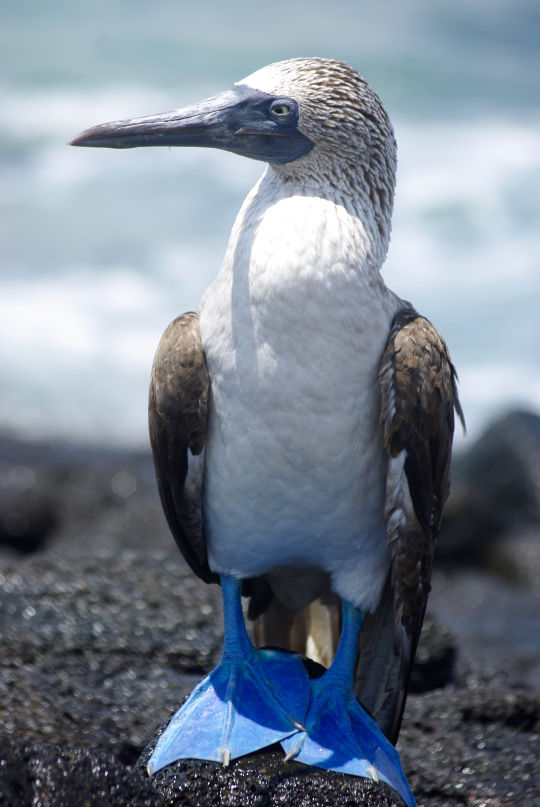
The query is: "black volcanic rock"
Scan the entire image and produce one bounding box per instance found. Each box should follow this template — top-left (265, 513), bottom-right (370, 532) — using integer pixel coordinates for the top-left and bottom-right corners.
top-left (138, 746), bottom-right (406, 807)
top-left (1, 548), bottom-right (538, 806)
top-left (0, 414), bottom-right (539, 806)
top-left (0, 738), bottom-right (164, 807)
top-left (408, 615), bottom-right (456, 693)
top-left (0, 432), bottom-right (169, 556)
top-left (0, 552), bottom-right (222, 759)
top-left (399, 685), bottom-right (540, 806)
top-left (439, 409), bottom-right (540, 565)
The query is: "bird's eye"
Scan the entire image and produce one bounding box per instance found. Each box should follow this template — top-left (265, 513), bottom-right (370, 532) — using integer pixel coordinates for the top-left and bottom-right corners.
top-left (271, 102), bottom-right (291, 118)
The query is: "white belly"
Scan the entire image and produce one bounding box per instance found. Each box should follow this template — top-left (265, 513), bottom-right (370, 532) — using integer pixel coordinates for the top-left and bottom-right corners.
top-left (198, 177), bottom-right (399, 611)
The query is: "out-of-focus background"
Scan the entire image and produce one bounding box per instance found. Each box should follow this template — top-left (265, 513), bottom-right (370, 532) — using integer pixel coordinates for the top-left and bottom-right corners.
top-left (1, 6), bottom-right (540, 803)
top-left (1, 0), bottom-right (539, 448)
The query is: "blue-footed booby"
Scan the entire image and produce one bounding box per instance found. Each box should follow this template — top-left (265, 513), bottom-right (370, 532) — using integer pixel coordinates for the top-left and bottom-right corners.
top-left (71, 57), bottom-right (463, 807)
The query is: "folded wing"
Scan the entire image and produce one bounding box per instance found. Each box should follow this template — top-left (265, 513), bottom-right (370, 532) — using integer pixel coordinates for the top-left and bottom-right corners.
top-left (149, 312), bottom-right (217, 583)
top-left (356, 306), bottom-right (463, 742)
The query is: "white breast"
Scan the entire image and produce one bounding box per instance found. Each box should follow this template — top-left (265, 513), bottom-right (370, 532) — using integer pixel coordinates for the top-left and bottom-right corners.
top-left (198, 168), bottom-right (400, 612)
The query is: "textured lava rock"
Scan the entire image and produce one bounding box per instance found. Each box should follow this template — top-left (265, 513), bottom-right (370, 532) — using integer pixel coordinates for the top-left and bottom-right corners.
top-left (0, 418), bottom-right (539, 806)
top-left (139, 744), bottom-right (406, 807)
top-left (400, 685), bottom-right (540, 806)
top-left (439, 409), bottom-right (540, 564)
top-left (0, 552), bottom-right (222, 760)
top-left (0, 433), bottom-right (169, 556)
top-left (0, 737), bottom-right (164, 807)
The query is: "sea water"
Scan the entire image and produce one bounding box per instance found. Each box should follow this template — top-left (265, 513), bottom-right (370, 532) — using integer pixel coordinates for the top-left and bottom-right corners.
top-left (1, 0), bottom-right (539, 447)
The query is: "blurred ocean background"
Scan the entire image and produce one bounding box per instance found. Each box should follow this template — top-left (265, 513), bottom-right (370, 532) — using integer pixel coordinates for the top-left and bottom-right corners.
top-left (1, 0), bottom-right (539, 449)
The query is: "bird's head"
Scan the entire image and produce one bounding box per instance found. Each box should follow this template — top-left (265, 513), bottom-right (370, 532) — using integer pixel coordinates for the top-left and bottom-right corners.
top-left (237, 58), bottom-right (397, 224)
top-left (71, 57), bottom-right (396, 222)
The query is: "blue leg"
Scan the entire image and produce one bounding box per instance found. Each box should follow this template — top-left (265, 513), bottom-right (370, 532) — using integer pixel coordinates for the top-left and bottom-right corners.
top-left (148, 575), bottom-right (310, 774)
top-left (281, 602), bottom-right (416, 807)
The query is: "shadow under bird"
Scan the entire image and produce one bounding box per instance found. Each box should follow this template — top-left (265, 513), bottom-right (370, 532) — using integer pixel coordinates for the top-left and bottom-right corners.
top-left (71, 57), bottom-right (463, 807)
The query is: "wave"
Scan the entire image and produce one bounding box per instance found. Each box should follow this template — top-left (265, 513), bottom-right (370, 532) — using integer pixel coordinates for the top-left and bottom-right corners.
top-left (0, 263), bottom-right (188, 447)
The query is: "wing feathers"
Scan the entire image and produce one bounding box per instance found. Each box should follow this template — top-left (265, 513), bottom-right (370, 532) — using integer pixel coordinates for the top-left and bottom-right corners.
top-left (364, 305), bottom-right (462, 740)
top-left (149, 312), bottom-right (217, 583)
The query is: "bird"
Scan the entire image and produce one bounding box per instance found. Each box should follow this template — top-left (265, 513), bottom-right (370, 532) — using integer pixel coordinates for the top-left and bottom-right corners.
top-left (71, 57), bottom-right (463, 807)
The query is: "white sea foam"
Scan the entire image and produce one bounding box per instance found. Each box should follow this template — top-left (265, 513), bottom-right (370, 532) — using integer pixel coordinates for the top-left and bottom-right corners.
top-left (387, 116), bottom-right (540, 292)
top-left (0, 257), bottom-right (213, 445)
top-left (1, 85), bottom-right (175, 141)
top-left (385, 116), bottom-right (540, 446)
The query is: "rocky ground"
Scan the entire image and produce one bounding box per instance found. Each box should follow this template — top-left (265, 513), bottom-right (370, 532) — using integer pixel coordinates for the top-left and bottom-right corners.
top-left (0, 410), bottom-right (539, 806)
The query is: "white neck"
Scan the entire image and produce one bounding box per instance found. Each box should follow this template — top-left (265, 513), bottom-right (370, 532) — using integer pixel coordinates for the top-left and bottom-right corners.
top-left (221, 166), bottom-right (391, 288)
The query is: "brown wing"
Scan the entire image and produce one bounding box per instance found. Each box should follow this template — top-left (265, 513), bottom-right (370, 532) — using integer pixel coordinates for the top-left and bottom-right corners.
top-left (148, 312), bottom-right (217, 584)
top-left (356, 305), bottom-right (463, 742)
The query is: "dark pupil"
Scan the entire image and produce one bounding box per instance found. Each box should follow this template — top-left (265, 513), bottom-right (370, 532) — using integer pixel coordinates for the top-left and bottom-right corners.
top-left (274, 104), bottom-right (289, 115)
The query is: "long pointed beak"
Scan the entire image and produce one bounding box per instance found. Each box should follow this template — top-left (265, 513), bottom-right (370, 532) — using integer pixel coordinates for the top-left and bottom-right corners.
top-left (69, 85), bottom-right (313, 165)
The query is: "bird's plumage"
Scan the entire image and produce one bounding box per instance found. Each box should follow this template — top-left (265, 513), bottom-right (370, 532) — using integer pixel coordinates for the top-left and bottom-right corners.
top-left (198, 175), bottom-right (398, 613)
top-left (72, 57), bottom-right (462, 802)
top-left (148, 301), bottom-right (461, 742)
top-left (142, 58), bottom-right (463, 744)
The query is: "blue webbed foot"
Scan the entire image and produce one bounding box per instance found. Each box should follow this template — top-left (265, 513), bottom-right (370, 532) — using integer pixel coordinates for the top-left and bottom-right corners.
top-left (148, 576), bottom-right (309, 774)
top-left (281, 680), bottom-right (415, 806)
top-left (281, 601), bottom-right (416, 807)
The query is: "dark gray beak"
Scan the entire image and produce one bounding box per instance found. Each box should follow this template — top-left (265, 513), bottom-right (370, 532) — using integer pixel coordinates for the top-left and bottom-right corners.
top-left (70, 84), bottom-right (313, 165)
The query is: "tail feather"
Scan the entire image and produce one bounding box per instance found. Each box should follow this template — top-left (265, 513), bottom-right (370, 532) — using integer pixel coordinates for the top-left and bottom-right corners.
top-left (253, 595), bottom-right (340, 669)
top-left (354, 575), bottom-right (405, 743)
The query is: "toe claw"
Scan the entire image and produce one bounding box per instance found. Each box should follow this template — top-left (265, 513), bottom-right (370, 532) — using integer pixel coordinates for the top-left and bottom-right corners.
top-left (221, 748), bottom-right (231, 767)
top-left (367, 764), bottom-right (380, 782)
